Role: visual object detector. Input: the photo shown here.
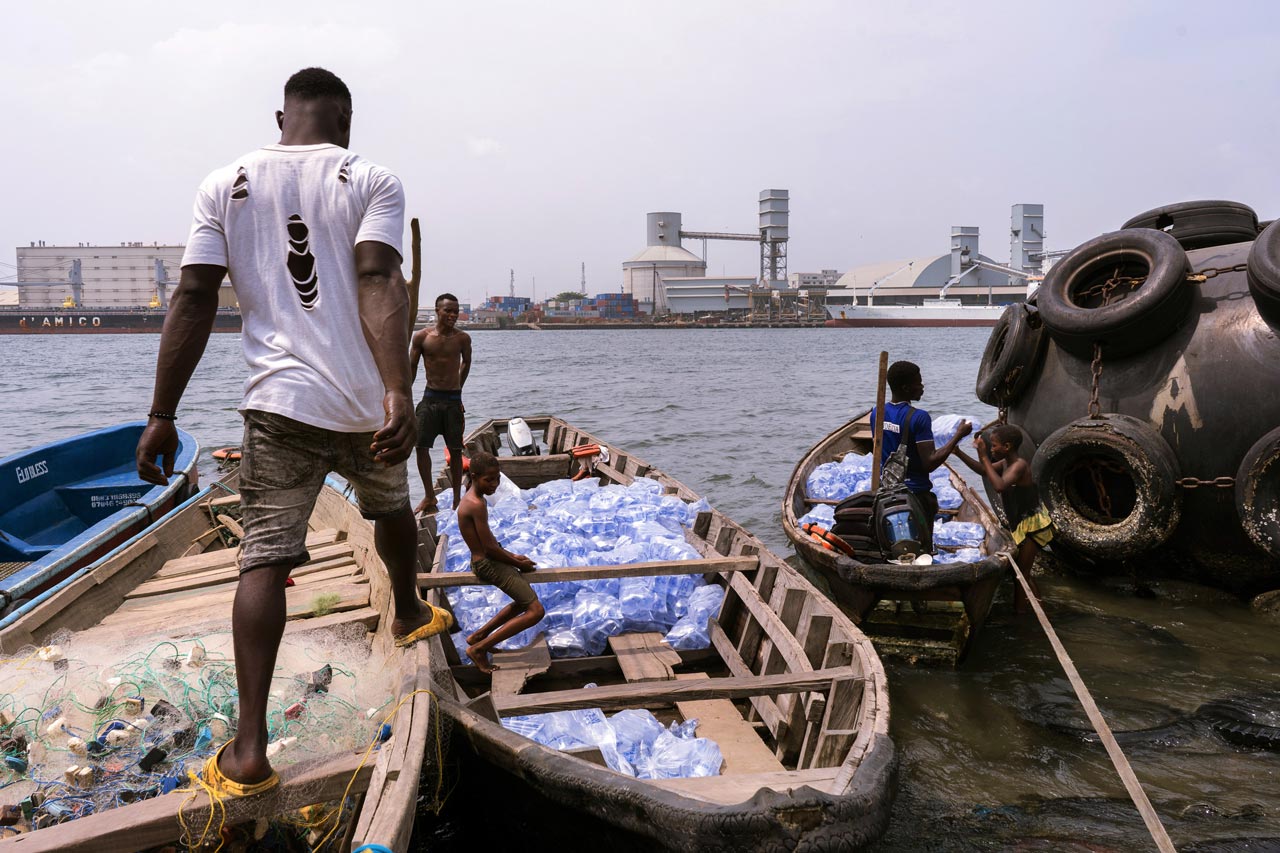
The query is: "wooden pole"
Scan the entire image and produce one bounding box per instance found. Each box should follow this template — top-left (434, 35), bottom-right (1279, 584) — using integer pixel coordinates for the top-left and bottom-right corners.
top-left (870, 351), bottom-right (889, 492)
top-left (405, 217), bottom-right (422, 335)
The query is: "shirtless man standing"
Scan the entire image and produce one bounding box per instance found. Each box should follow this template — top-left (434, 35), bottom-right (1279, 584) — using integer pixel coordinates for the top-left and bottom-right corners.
top-left (410, 293), bottom-right (472, 513)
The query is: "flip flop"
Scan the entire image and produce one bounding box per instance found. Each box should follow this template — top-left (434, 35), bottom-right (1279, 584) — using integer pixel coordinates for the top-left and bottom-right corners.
top-left (394, 605), bottom-right (455, 647)
top-left (189, 739), bottom-right (280, 797)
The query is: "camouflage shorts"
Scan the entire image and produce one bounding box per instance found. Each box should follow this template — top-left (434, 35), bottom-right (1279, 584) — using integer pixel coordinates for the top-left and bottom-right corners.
top-left (237, 410), bottom-right (409, 573)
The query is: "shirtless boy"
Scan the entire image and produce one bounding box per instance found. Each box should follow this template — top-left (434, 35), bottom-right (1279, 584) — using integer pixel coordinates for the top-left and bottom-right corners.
top-left (953, 424), bottom-right (1050, 612)
top-left (456, 452), bottom-right (544, 674)
top-left (410, 293), bottom-right (472, 513)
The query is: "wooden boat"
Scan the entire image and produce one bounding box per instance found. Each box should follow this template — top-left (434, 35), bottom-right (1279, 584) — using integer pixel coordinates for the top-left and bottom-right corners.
top-left (782, 410), bottom-right (1014, 666)
top-left (418, 416), bottom-right (897, 852)
top-left (0, 474), bottom-right (440, 852)
top-left (0, 421), bottom-right (199, 620)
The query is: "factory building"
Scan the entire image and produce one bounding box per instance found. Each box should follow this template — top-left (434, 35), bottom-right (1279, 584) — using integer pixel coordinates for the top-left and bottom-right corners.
top-left (662, 277), bottom-right (755, 315)
top-left (827, 221), bottom-right (1032, 308)
top-left (788, 270), bottom-right (842, 289)
top-left (12, 242), bottom-right (235, 308)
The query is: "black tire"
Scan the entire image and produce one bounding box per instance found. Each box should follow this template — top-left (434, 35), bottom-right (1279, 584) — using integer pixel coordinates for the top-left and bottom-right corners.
top-left (1037, 229), bottom-right (1192, 358)
top-left (1235, 425), bottom-right (1280, 559)
top-left (976, 303), bottom-right (1047, 406)
top-left (1198, 692), bottom-right (1280, 751)
top-left (1122, 199), bottom-right (1260, 250)
top-left (1247, 220), bottom-right (1280, 329)
top-left (1031, 414), bottom-right (1181, 558)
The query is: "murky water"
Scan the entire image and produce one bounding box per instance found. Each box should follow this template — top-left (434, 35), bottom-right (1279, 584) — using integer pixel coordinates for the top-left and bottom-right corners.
top-left (2, 328), bottom-right (1277, 851)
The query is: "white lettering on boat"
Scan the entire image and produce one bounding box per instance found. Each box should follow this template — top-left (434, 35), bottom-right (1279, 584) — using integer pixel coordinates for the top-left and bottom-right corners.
top-left (15, 460), bottom-right (50, 484)
top-left (89, 492), bottom-right (144, 509)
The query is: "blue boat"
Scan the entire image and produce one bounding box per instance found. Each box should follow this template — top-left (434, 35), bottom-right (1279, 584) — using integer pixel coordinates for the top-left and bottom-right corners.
top-left (0, 422), bottom-right (198, 615)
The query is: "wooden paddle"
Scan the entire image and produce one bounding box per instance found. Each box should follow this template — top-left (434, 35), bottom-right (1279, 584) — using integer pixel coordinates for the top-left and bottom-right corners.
top-left (405, 217), bottom-right (422, 335)
top-left (870, 351), bottom-right (889, 492)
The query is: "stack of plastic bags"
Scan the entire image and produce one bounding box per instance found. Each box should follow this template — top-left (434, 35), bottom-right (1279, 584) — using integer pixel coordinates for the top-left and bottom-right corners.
top-left (434, 475), bottom-right (721, 660)
top-left (502, 699), bottom-right (723, 780)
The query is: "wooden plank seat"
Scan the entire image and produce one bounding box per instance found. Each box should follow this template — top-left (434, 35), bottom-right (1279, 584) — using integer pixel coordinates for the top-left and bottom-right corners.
top-left (418, 555), bottom-right (757, 589)
top-left (493, 668), bottom-right (857, 716)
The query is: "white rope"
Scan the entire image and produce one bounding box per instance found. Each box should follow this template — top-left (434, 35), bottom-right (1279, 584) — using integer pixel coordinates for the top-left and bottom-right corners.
top-left (998, 551), bottom-right (1178, 853)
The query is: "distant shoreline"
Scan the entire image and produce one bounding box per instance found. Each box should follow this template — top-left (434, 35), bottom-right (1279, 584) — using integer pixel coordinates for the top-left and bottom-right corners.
top-left (461, 321), bottom-right (829, 331)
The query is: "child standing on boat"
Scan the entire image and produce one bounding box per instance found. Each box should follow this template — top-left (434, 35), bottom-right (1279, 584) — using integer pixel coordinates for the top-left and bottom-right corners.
top-left (457, 452), bottom-right (544, 673)
top-left (954, 424), bottom-right (1050, 611)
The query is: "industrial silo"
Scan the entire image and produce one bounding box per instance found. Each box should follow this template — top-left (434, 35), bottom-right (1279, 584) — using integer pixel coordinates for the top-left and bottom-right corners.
top-left (622, 212), bottom-right (707, 314)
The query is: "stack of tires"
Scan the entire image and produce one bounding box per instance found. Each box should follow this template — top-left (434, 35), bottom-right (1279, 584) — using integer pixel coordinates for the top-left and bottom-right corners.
top-left (975, 200), bottom-right (1280, 586)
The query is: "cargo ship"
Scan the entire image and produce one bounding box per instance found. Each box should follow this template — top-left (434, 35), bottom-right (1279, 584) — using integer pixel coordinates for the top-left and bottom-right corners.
top-left (823, 298), bottom-right (1007, 328)
top-left (0, 305), bottom-right (241, 334)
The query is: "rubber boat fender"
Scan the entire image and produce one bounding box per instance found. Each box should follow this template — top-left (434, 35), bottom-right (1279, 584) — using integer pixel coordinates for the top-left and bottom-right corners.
top-left (1037, 229), bottom-right (1193, 358)
top-left (1122, 199), bottom-right (1260, 251)
top-left (801, 521), bottom-right (857, 557)
top-left (975, 303), bottom-right (1048, 407)
top-left (211, 447), bottom-right (242, 462)
top-left (1247, 220), bottom-right (1280, 330)
top-left (1234, 425), bottom-right (1280, 560)
top-left (1031, 414), bottom-right (1181, 558)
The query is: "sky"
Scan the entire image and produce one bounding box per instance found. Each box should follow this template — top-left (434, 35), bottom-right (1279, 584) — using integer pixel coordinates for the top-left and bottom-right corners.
top-left (1, 0), bottom-right (1277, 306)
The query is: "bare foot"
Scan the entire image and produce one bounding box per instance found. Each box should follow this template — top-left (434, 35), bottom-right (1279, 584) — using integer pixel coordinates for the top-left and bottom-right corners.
top-left (217, 739), bottom-right (274, 786)
top-left (467, 644), bottom-right (499, 674)
top-left (390, 604), bottom-right (435, 641)
top-left (466, 627), bottom-right (491, 645)
top-left (414, 496), bottom-right (439, 516)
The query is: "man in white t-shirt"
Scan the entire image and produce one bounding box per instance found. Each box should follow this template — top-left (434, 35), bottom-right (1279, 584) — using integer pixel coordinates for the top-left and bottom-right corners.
top-left (136, 68), bottom-right (444, 792)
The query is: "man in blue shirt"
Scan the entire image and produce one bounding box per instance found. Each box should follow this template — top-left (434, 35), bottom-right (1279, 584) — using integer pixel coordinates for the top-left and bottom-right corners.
top-left (870, 361), bottom-right (972, 546)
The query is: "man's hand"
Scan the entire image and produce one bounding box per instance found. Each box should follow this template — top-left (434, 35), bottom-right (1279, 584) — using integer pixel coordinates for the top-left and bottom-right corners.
top-left (137, 419), bottom-right (179, 486)
top-left (956, 420), bottom-right (973, 440)
top-left (371, 390), bottom-right (417, 465)
top-left (514, 554), bottom-right (537, 573)
top-left (973, 434), bottom-right (988, 457)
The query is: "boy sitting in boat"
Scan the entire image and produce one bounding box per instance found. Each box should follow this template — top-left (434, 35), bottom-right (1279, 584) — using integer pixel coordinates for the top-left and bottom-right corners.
top-left (457, 452), bottom-right (544, 673)
top-left (954, 424), bottom-right (1050, 611)
top-left (871, 360), bottom-right (972, 548)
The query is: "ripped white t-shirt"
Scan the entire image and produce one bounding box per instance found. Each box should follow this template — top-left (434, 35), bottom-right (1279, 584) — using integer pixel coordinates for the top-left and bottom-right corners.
top-left (182, 143), bottom-right (404, 433)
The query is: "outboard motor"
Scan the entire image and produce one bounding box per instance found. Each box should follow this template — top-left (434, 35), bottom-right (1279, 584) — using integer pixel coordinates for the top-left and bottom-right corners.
top-left (873, 485), bottom-right (930, 560)
top-left (506, 417), bottom-right (539, 457)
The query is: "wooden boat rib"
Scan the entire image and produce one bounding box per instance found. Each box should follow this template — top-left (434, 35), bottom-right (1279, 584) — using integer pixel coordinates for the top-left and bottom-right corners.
top-left (0, 474), bottom-right (438, 852)
top-left (420, 416), bottom-right (897, 851)
top-left (0, 422), bottom-right (199, 618)
top-left (782, 410), bottom-right (1014, 665)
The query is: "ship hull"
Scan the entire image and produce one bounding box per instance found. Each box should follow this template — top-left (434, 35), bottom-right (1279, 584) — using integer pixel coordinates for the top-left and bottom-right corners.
top-left (0, 309), bottom-right (241, 334)
top-left (825, 303), bottom-right (1008, 328)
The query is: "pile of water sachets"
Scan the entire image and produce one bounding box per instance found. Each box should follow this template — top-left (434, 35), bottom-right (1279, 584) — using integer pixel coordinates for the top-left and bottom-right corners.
top-left (502, 702), bottom-right (723, 780)
top-left (0, 634), bottom-right (390, 837)
top-left (435, 475), bottom-right (723, 660)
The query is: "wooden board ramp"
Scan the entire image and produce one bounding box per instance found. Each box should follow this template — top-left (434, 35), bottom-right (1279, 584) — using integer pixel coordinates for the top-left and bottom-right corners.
top-left (490, 633), bottom-right (552, 696)
top-left (609, 632), bottom-right (681, 683)
top-left (673, 673), bottom-right (786, 776)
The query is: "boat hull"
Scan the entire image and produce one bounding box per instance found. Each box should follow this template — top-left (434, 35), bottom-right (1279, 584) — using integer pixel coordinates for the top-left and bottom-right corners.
top-left (782, 412), bottom-right (1013, 665)
top-left (423, 416), bottom-right (897, 852)
top-left (0, 308), bottom-right (242, 334)
top-left (0, 421), bottom-right (199, 614)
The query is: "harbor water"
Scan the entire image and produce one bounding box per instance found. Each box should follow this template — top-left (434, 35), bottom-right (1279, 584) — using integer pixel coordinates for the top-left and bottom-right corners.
top-left (2, 328), bottom-right (1278, 851)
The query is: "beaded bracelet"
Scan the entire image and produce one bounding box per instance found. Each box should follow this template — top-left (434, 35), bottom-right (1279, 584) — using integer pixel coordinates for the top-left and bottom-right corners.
top-left (148, 411), bottom-right (178, 422)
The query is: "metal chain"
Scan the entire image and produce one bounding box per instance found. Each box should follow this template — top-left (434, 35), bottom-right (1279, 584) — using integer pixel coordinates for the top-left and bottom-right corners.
top-left (1175, 476), bottom-right (1236, 489)
top-left (1074, 266), bottom-right (1146, 307)
top-left (1088, 342), bottom-right (1104, 419)
top-left (1089, 463), bottom-right (1114, 519)
top-left (1186, 263), bottom-right (1248, 283)
top-left (997, 405), bottom-right (1008, 425)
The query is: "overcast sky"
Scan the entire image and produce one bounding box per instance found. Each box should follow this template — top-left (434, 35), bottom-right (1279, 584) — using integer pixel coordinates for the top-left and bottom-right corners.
top-left (2, 1), bottom-right (1276, 305)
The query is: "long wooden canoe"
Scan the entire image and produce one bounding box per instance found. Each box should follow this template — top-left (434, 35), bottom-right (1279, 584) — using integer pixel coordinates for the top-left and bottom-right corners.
top-left (420, 416), bottom-right (897, 852)
top-left (0, 474), bottom-right (440, 852)
top-left (782, 410), bottom-right (1014, 666)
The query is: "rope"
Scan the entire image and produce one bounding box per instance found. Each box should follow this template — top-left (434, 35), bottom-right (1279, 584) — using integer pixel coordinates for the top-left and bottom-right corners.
top-left (999, 551), bottom-right (1178, 852)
